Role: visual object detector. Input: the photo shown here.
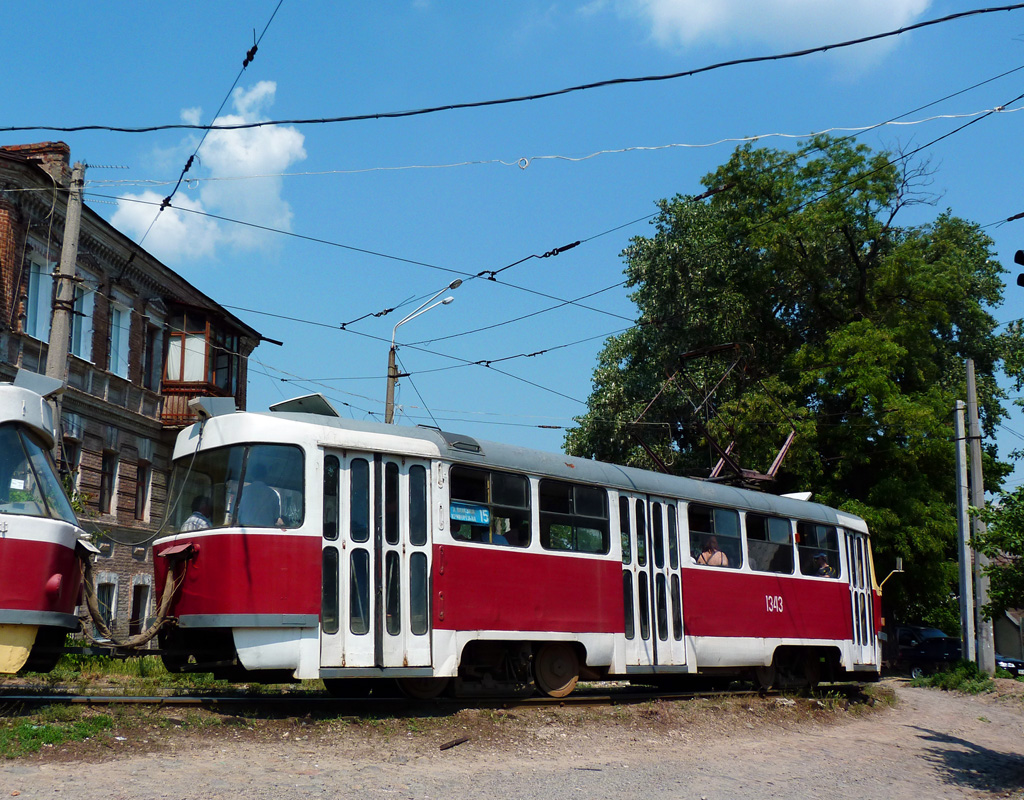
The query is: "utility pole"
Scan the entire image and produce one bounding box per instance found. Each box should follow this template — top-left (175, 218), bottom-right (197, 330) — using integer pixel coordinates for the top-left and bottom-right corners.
top-left (44, 162), bottom-right (85, 454)
top-left (954, 401), bottom-right (976, 662)
top-left (383, 280), bottom-right (460, 424)
top-left (966, 358), bottom-right (996, 675)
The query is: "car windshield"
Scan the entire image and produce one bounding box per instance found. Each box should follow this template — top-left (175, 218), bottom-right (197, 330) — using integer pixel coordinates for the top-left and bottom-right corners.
top-left (918, 628), bottom-right (951, 639)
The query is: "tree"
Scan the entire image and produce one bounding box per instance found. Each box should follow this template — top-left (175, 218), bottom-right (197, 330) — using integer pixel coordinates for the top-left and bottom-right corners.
top-left (565, 136), bottom-right (1018, 626)
top-left (978, 492), bottom-right (1024, 619)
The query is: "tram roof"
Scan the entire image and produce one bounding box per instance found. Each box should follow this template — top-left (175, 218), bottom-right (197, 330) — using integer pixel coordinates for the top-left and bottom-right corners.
top-left (0, 384), bottom-right (58, 448)
top-left (178, 407), bottom-right (867, 532)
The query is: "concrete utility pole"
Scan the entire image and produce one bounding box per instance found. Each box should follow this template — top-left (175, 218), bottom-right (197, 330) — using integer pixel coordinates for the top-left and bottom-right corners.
top-left (966, 359), bottom-right (996, 675)
top-left (954, 401), bottom-right (976, 662)
top-left (44, 162), bottom-right (85, 452)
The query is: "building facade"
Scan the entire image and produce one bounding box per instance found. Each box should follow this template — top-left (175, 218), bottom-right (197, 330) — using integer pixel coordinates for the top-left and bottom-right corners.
top-left (0, 142), bottom-right (262, 642)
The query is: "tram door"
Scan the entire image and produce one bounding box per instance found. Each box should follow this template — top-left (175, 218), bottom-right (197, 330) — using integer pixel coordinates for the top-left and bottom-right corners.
top-left (845, 530), bottom-right (876, 665)
top-left (320, 451), bottom-right (433, 670)
top-left (619, 494), bottom-right (686, 669)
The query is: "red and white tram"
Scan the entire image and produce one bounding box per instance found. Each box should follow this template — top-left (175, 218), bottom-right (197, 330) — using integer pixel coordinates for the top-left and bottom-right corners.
top-left (154, 396), bottom-right (881, 697)
top-left (0, 376), bottom-right (88, 673)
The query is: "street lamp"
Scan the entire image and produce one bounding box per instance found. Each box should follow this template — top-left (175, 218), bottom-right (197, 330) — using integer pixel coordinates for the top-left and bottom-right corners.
top-left (384, 280), bottom-right (461, 423)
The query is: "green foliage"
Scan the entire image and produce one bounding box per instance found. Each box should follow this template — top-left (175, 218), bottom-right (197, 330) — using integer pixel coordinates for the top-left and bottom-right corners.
top-left (911, 661), bottom-right (995, 694)
top-left (0, 713), bottom-right (113, 758)
top-left (976, 490), bottom-right (1024, 619)
top-left (566, 136), bottom-right (1019, 622)
top-left (61, 471), bottom-right (89, 515)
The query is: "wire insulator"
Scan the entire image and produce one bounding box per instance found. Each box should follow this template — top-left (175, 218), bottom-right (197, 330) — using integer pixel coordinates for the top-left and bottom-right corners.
top-left (243, 44), bottom-right (258, 68)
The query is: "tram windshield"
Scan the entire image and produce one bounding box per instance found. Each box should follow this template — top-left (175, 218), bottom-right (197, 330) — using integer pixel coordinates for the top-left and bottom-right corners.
top-left (166, 443), bottom-right (304, 531)
top-left (0, 423), bottom-right (78, 524)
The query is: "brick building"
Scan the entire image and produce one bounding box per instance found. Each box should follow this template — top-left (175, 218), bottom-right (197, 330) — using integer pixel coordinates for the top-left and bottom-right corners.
top-left (0, 142), bottom-right (262, 642)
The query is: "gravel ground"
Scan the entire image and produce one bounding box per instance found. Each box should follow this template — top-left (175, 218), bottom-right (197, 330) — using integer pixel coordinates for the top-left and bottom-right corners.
top-left (1, 680), bottom-right (1022, 799)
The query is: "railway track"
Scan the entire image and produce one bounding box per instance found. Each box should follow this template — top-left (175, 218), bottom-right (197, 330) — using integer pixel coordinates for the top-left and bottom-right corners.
top-left (0, 682), bottom-right (869, 711)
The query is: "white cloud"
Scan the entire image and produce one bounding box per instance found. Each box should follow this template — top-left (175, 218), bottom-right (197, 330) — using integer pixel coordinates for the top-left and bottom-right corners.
top-left (616, 0), bottom-right (932, 50)
top-left (113, 81), bottom-right (306, 264)
top-left (111, 190), bottom-right (220, 261)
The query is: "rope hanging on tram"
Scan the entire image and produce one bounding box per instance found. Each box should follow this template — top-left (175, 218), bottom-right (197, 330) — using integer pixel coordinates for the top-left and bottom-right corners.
top-left (77, 550), bottom-right (190, 649)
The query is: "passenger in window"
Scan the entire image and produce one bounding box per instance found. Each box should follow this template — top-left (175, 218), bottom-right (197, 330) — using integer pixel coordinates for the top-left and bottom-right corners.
top-left (697, 535), bottom-right (729, 567)
top-left (238, 464), bottom-right (282, 527)
top-left (814, 552), bottom-right (836, 578)
top-left (181, 495), bottom-right (213, 532)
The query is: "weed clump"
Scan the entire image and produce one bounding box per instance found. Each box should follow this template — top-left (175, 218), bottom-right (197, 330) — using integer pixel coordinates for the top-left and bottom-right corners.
top-left (911, 661), bottom-right (994, 694)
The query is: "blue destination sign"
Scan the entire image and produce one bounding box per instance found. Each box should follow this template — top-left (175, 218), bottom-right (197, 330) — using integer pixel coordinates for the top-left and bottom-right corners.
top-left (450, 502), bottom-right (490, 525)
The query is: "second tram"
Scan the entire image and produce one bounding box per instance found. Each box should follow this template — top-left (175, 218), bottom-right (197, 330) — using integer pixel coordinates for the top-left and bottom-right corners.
top-left (154, 397), bottom-right (881, 697)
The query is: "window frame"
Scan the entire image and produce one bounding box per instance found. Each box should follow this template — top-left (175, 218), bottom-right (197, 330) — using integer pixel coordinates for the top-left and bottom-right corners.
top-left (538, 478), bottom-right (610, 555)
top-left (687, 502), bottom-right (742, 569)
top-left (448, 464), bottom-right (531, 548)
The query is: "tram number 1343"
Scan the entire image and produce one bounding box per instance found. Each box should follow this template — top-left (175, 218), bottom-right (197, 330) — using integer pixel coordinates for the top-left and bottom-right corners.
top-left (766, 595), bottom-right (784, 613)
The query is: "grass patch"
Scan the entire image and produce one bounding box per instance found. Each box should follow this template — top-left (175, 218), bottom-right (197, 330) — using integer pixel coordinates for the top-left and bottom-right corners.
top-left (911, 661), bottom-right (995, 694)
top-left (0, 712), bottom-right (113, 758)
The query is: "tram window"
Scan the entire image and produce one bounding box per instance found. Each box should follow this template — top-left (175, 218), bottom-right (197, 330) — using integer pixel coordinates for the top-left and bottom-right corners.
top-left (688, 504), bottom-right (741, 568)
top-left (350, 458), bottom-right (370, 543)
top-left (385, 462), bottom-right (400, 545)
top-left (321, 547), bottom-right (340, 635)
top-left (671, 574), bottom-right (683, 641)
top-left (350, 549), bottom-right (370, 635)
top-left (323, 456), bottom-right (339, 541)
top-left (237, 445), bottom-right (304, 528)
top-left (635, 499), bottom-right (647, 567)
top-left (619, 496), bottom-right (632, 565)
top-left (668, 505), bottom-right (679, 570)
top-left (745, 513), bottom-right (793, 574)
top-left (623, 571), bottom-right (635, 640)
top-left (0, 424), bottom-right (77, 523)
top-left (638, 572), bottom-right (651, 640)
top-left (656, 574), bottom-right (668, 641)
top-left (652, 503), bottom-right (665, 568)
top-left (449, 466), bottom-right (530, 547)
top-left (410, 551), bottom-right (428, 635)
top-left (409, 465), bottom-right (428, 546)
top-left (166, 443), bottom-right (304, 532)
top-left (797, 522), bottom-right (841, 578)
top-left (539, 480), bottom-right (609, 554)
top-left (385, 550), bottom-right (401, 635)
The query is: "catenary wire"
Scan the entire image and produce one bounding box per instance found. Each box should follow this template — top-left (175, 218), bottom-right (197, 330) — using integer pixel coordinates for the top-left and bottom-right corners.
top-left (5, 4), bottom-right (1022, 135)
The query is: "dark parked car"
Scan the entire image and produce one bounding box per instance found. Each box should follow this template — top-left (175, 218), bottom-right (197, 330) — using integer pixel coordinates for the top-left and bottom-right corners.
top-left (894, 625), bottom-right (962, 678)
top-left (996, 654), bottom-right (1024, 678)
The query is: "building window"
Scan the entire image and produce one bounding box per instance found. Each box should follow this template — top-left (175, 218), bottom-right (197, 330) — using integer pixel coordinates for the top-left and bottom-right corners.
top-left (95, 573), bottom-right (118, 637)
top-left (99, 451), bottom-right (118, 515)
top-left (142, 320), bottom-right (163, 390)
top-left (128, 580), bottom-right (151, 637)
top-left (24, 257), bottom-right (53, 340)
top-left (165, 311), bottom-right (240, 390)
top-left (108, 294), bottom-right (132, 379)
top-left (70, 278), bottom-right (94, 361)
top-left (134, 461), bottom-right (151, 521)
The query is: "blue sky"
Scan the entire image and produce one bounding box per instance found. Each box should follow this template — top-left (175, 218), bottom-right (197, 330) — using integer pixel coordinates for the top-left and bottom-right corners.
top-left (6, 1), bottom-right (1024, 488)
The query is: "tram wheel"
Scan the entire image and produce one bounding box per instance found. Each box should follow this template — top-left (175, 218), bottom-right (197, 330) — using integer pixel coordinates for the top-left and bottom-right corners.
top-left (397, 677), bottom-right (450, 700)
top-left (754, 663), bottom-right (776, 691)
top-left (534, 642), bottom-right (580, 698)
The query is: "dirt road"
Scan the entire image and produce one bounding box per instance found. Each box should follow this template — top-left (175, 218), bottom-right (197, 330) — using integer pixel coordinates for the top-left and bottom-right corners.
top-left (1, 681), bottom-right (1022, 799)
